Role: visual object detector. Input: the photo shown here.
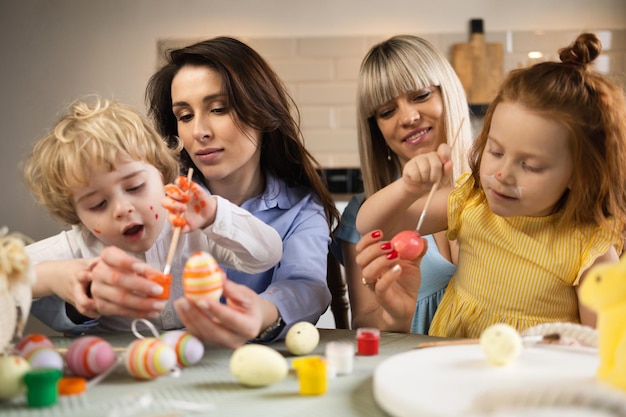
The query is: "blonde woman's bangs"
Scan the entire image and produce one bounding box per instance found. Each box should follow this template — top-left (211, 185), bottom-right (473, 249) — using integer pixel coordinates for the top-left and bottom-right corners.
top-left (359, 48), bottom-right (440, 118)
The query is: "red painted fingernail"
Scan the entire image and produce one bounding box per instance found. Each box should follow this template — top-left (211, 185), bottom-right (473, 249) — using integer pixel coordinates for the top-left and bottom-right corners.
top-left (386, 250), bottom-right (398, 260)
top-left (371, 230), bottom-right (382, 239)
top-left (380, 242), bottom-right (392, 250)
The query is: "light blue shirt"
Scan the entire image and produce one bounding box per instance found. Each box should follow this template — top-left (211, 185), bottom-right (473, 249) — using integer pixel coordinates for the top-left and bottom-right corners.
top-left (331, 192), bottom-right (455, 334)
top-left (203, 173), bottom-right (332, 338)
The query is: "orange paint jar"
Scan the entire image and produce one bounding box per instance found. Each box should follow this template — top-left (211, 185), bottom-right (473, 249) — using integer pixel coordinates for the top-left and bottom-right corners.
top-left (147, 272), bottom-right (172, 300)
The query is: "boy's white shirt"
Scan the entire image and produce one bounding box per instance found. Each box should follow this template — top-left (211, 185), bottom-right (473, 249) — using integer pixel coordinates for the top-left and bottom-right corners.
top-left (26, 195), bottom-right (282, 331)
top-left (26, 194), bottom-right (281, 272)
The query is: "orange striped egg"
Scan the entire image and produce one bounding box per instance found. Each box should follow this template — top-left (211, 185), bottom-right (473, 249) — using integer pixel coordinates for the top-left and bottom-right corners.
top-left (183, 251), bottom-right (225, 301)
top-left (124, 338), bottom-right (177, 380)
top-left (14, 334), bottom-right (54, 358)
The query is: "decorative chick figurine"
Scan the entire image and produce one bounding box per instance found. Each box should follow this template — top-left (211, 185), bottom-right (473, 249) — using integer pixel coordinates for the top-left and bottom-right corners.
top-left (0, 227), bottom-right (35, 354)
top-left (579, 254), bottom-right (626, 391)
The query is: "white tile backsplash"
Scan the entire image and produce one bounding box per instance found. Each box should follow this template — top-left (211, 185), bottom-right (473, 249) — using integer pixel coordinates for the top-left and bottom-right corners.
top-left (159, 29), bottom-right (626, 168)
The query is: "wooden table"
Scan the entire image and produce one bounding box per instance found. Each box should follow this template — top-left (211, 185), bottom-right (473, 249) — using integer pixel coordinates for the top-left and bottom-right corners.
top-left (2, 328), bottom-right (441, 417)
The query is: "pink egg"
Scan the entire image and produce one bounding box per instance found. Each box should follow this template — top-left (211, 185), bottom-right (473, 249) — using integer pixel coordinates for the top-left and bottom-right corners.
top-left (24, 347), bottom-right (63, 370)
top-left (66, 336), bottom-right (116, 378)
top-left (391, 230), bottom-right (426, 260)
top-left (125, 338), bottom-right (177, 380)
top-left (160, 330), bottom-right (205, 367)
top-left (14, 334), bottom-right (54, 358)
top-left (183, 251), bottom-right (225, 301)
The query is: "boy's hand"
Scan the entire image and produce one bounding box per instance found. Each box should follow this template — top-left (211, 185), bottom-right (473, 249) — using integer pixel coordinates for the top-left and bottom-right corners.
top-left (163, 176), bottom-right (218, 232)
top-left (89, 247), bottom-right (167, 319)
top-left (402, 143), bottom-right (453, 196)
top-left (32, 259), bottom-right (100, 318)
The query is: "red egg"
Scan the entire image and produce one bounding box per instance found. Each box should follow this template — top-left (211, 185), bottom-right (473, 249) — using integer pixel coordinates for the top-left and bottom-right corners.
top-left (391, 230), bottom-right (425, 260)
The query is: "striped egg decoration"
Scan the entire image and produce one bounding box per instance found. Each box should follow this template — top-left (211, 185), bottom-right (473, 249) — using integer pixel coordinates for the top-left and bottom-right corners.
top-left (66, 336), bottom-right (116, 378)
top-left (183, 251), bottom-right (225, 301)
top-left (159, 330), bottom-right (205, 367)
top-left (124, 338), bottom-right (177, 380)
top-left (24, 347), bottom-right (63, 370)
top-left (14, 334), bottom-right (54, 358)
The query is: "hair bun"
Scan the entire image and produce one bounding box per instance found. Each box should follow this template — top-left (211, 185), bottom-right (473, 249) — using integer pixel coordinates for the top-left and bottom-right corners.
top-left (559, 33), bottom-right (602, 67)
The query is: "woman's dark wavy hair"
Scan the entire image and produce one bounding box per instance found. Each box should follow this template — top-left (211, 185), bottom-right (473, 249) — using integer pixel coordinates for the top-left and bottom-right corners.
top-left (145, 36), bottom-right (339, 230)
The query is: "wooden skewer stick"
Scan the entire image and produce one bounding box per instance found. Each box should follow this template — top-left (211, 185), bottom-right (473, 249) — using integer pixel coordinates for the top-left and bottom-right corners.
top-left (415, 179), bottom-right (440, 232)
top-left (163, 168), bottom-right (194, 275)
top-left (416, 118), bottom-right (465, 232)
top-left (416, 333), bottom-right (560, 349)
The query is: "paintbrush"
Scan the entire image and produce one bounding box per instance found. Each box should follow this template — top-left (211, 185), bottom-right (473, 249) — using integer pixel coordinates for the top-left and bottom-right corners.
top-left (163, 168), bottom-right (194, 275)
top-left (416, 118), bottom-right (465, 232)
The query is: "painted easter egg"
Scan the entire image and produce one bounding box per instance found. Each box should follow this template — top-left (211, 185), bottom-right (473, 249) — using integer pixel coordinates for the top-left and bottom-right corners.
top-left (230, 344), bottom-right (288, 387)
top-left (183, 251), bottom-right (225, 301)
top-left (480, 323), bottom-right (523, 366)
top-left (391, 230), bottom-right (426, 260)
top-left (14, 333), bottom-right (54, 358)
top-left (23, 347), bottom-right (64, 370)
top-left (159, 330), bottom-right (205, 367)
top-left (66, 336), bottom-right (116, 378)
top-left (286, 322), bottom-right (320, 356)
top-left (0, 355), bottom-right (30, 400)
top-left (125, 338), bottom-right (177, 380)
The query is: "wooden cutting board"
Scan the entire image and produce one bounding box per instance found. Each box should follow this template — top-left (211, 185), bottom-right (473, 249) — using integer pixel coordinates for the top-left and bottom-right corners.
top-left (452, 19), bottom-right (503, 105)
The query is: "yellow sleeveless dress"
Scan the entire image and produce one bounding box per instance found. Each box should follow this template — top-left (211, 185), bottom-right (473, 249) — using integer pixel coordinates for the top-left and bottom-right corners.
top-left (428, 174), bottom-right (622, 338)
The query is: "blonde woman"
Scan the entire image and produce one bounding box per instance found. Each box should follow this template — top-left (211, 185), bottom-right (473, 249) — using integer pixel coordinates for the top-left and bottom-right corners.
top-left (333, 35), bottom-right (472, 333)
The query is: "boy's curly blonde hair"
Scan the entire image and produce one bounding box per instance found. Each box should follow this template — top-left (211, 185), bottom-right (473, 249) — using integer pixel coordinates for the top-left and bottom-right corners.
top-left (22, 97), bottom-right (181, 225)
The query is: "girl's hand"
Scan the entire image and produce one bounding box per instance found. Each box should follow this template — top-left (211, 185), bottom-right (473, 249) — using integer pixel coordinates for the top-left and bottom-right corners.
top-left (89, 246), bottom-right (167, 319)
top-left (174, 279), bottom-right (267, 349)
top-left (356, 230), bottom-right (428, 329)
top-left (402, 143), bottom-right (453, 196)
top-left (163, 176), bottom-right (218, 232)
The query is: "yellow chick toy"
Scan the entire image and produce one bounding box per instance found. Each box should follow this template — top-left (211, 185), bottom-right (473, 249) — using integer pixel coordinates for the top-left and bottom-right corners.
top-left (579, 255), bottom-right (626, 391)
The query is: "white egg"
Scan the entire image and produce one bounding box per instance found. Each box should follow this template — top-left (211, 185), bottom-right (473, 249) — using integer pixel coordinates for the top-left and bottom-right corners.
top-left (479, 323), bottom-right (523, 366)
top-left (230, 344), bottom-right (288, 387)
top-left (285, 322), bottom-right (320, 356)
top-left (0, 355), bottom-right (30, 400)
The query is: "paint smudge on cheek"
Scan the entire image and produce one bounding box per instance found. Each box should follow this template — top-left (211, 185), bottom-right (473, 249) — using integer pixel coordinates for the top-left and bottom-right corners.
top-left (480, 174), bottom-right (524, 199)
top-left (94, 229), bottom-right (102, 234)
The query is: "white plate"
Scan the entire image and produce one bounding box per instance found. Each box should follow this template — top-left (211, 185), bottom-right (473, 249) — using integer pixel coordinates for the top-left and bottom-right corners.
top-left (373, 344), bottom-right (626, 417)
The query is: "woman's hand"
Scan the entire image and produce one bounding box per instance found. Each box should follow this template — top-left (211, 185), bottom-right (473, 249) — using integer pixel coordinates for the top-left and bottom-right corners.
top-left (356, 229), bottom-right (427, 330)
top-left (174, 279), bottom-right (269, 349)
top-left (89, 246), bottom-right (167, 319)
top-left (163, 176), bottom-right (218, 232)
